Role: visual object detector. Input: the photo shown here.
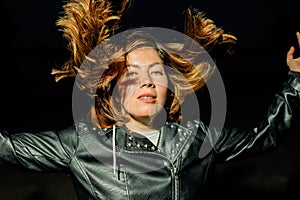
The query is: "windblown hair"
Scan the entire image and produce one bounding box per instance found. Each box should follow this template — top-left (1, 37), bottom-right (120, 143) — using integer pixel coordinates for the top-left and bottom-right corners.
top-left (51, 0), bottom-right (237, 128)
top-left (184, 8), bottom-right (237, 58)
top-left (51, 0), bottom-right (130, 81)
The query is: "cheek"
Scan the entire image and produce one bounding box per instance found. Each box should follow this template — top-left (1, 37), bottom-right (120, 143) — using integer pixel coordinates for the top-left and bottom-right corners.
top-left (155, 78), bottom-right (168, 102)
top-left (157, 87), bottom-right (168, 104)
top-left (118, 84), bottom-right (138, 107)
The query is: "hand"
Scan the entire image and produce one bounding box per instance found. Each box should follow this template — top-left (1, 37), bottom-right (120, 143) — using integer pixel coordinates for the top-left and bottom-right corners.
top-left (287, 32), bottom-right (300, 72)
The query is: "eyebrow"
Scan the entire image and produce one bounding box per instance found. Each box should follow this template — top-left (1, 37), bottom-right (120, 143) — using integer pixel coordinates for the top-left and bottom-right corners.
top-left (127, 62), bottom-right (163, 69)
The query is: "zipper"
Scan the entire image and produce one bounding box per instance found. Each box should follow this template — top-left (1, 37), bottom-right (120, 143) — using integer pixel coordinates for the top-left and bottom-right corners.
top-left (124, 150), bottom-right (180, 200)
top-left (171, 159), bottom-right (180, 200)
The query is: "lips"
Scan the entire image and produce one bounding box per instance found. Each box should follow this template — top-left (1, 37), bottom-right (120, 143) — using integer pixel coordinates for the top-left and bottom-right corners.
top-left (138, 93), bottom-right (156, 103)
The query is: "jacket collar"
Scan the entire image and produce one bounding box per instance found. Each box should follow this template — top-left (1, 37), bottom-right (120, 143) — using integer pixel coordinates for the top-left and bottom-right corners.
top-left (77, 121), bottom-right (196, 163)
top-left (115, 122), bottom-right (195, 163)
top-left (157, 122), bottom-right (194, 163)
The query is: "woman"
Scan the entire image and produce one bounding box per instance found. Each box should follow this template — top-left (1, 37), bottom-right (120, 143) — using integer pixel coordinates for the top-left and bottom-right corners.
top-left (1, 0), bottom-right (300, 199)
top-left (1, 30), bottom-right (299, 200)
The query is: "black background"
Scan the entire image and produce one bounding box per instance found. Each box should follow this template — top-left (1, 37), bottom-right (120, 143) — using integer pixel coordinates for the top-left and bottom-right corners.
top-left (0, 0), bottom-right (300, 199)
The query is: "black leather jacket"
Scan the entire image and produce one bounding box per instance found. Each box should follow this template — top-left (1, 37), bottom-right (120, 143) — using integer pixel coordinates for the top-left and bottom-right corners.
top-left (0, 71), bottom-right (299, 200)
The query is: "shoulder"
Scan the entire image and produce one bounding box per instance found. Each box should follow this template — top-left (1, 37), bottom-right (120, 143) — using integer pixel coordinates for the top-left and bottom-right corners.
top-left (166, 119), bottom-right (208, 139)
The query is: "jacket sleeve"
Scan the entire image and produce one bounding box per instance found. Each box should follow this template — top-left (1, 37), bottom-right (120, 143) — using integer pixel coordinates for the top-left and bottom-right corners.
top-left (0, 125), bottom-right (78, 172)
top-left (213, 71), bottom-right (300, 162)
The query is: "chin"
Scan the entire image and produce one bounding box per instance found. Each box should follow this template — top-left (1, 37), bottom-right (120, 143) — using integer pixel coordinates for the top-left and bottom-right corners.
top-left (139, 105), bottom-right (164, 117)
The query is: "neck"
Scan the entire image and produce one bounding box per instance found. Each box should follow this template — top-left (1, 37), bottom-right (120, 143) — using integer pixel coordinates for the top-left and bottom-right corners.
top-left (126, 117), bottom-right (157, 132)
top-left (126, 110), bottom-right (167, 132)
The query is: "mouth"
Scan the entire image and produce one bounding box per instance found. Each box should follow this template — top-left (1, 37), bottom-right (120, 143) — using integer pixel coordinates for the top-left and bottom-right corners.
top-left (138, 93), bottom-right (156, 103)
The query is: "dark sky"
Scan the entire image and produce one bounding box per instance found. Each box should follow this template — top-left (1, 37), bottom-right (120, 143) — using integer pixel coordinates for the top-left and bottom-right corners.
top-left (2, 0), bottom-right (299, 50)
top-left (0, 0), bottom-right (300, 199)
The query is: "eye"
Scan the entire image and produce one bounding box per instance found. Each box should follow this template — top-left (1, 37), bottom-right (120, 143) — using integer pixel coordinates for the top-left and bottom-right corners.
top-left (151, 71), bottom-right (163, 76)
top-left (125, 71), bottom-right (138, 77)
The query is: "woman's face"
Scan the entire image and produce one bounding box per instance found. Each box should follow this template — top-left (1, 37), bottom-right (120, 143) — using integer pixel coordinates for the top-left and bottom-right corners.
top-left (117, 48), bottom-right (168, 125)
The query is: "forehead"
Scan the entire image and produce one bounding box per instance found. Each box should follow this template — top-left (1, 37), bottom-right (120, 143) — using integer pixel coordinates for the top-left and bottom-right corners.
top-left (126, 48), bottom-right (162, 66)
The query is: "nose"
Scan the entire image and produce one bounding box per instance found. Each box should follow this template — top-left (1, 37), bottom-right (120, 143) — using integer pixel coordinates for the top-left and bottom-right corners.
top-left (140, 82), bottom-right (155, 88)
top-left (139, 75), bottom-right (155, 88)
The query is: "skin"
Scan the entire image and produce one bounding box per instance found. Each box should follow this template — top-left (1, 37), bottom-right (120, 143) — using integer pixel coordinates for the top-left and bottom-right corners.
top-left (117, 48), bottom-right (169, 132)
top-left (287, 32), bottom-right (300, 72)
top-left (116, 32), bottom-right (300, 132)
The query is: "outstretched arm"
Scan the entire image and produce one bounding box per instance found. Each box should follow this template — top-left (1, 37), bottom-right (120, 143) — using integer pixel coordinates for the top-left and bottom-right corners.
top-left (0, 126), bottom-right (77, 171)
top-left (212, 32), bottom-right (300, 162)
top-left (287, 32), bottom-right (300, 72)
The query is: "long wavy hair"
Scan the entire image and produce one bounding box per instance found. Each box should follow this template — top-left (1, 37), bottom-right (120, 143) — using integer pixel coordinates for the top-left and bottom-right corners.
top-left (51, 0), bottom-right (237, 128)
